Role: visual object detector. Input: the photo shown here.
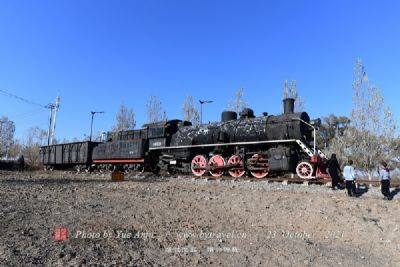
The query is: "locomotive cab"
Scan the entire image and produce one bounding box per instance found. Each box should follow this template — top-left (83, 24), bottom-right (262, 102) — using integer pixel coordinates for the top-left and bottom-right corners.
top-left (145, 119), bottom-right (191, 149)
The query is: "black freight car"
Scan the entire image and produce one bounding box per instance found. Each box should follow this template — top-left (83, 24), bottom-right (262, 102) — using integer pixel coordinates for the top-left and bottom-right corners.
top-left (40, 141), bottom-right (100, 170)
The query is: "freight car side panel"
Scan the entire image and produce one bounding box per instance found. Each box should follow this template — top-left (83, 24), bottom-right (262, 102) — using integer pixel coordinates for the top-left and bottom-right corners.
top-left (71, 144), bottom-right (78, 163)
top-left (56, 145), bottom-right (63, 164)
top-left (49, 146), bottom-right (56, 164)
top-left (40, 141), bottom-right (100, 166)
top-left (63, 145), bottom-right (71, 164)
top-left (71, 143), bottom-right (90, 163)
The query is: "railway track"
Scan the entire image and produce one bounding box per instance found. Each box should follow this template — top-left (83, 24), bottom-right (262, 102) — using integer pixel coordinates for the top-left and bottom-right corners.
top-left (181, 174), bottom-right (400, 188)
top-left (46, 168), bottom-right (400, 188)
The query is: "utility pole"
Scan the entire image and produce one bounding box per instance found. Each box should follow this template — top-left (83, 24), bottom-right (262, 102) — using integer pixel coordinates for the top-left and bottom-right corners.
top-left (0, 89), bottom-right (60, 145)
top-left (0, 120), bottom-right (5, 138)
top-left (90, 111), bottom-right (105, 142)
top-left (46, 95), bottom-right (61, 145)
top-left (0, 120), bottom-right (7, 158)
top-left (199, 100), bottom-right (213, 125)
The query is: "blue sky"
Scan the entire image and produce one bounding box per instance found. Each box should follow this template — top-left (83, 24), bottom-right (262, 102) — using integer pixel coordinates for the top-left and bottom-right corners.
top-left (0, 0), bottom-right (399, 140)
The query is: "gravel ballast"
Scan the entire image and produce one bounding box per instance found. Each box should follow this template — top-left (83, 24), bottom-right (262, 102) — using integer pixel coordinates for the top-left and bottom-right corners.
top-left (1, 171), bottom-right (399, 266)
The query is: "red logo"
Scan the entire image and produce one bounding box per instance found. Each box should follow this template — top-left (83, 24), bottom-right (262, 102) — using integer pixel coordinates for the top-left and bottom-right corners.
top-left (53, 227), bottom-right (69, 241)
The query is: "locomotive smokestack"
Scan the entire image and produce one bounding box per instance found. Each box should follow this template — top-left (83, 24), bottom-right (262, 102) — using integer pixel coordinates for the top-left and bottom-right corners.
top-left (283, 98), bottom-right (295, 114)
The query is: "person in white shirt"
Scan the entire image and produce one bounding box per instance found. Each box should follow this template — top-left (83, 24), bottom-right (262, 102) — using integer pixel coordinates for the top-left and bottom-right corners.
top-left (343, 159), bottom-right (357, 197)
top-left (378, 161), bottom-right (391, 200)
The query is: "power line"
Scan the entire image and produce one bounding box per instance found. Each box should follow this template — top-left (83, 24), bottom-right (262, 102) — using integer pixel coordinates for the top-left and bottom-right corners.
top-left (0, 89), bottom-right (47, 109)
top-left (7, 108), bottom-right (46, 120)
top-left (0, 89), bottom-right (61, 145)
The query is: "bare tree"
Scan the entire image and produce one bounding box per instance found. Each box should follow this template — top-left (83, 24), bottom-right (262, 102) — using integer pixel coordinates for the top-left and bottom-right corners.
top-left (328, 59), bottom-right (397, 178)
top-left (112, 104), bottom-right (136, 131)
top-left (294, 96), bottom-right (305, 112)
top-left (318, 114), bottom-right (350, 150)
top-left (228, 88), bottom-right (247, 114)
top-left (91, 131), bottom-right (105, 142)
top-left (0, 116), bottom-right (16, 158)
top-left (283, 80), bottom-right (305, 112)
top-left (182, 95), bottom-right (200, 125)
top-left (22, 126), bottom-right (47, 166)
top-left (7, 139), bottom-right (23, 158)
top-left (146, 96), bottom-right (167, 123)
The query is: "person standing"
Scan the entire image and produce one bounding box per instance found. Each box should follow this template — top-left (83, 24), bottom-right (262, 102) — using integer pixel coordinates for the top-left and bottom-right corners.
top-left (17, 155), bottom-right (25, 172)
top-left (327, 154), bottom-right (341, 190)
top-left (343, 159), bottom-right (356, 197)
top-left (379, 161), bottom-right (391, 200)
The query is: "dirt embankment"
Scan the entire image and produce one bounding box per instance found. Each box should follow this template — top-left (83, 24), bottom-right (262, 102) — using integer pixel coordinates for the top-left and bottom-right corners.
top-left (0, 171), bottom-right (399, 266)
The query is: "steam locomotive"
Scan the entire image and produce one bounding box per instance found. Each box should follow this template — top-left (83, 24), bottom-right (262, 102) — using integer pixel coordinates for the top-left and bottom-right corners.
top-left (40, 98), bottom-right (330, 179)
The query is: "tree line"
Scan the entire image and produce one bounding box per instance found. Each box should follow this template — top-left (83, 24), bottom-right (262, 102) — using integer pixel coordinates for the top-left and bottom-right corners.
top-left (1, 59), bottom-right (398, 176)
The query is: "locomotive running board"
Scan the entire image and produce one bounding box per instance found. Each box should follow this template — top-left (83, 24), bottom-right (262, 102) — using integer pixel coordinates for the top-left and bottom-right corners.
top-left (149, 139), bottom-right (298, 150)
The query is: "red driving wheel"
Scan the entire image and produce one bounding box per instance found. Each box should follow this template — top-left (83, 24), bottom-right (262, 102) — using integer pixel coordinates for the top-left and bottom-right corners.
top-left (227, 155), bottom-right (245, 178)
top-left (208, 155), bottom-right (225, 177)
top-left (250, 154), bottom-right (269, 179)
top-left (191, 155), bottom-right (207, 177)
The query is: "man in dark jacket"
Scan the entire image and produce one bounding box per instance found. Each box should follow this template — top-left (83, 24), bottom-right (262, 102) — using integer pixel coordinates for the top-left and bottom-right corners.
top-left (327, 154), bottom-right (341, 190)
top-left (17, 155), bottom-right (25, 172)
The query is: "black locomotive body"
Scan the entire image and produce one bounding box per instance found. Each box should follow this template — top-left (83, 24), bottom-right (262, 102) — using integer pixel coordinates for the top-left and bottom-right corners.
top-left (40, 98), bottom-right (329, 179)
top-left (148, 98), bottom-right (325, 178)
